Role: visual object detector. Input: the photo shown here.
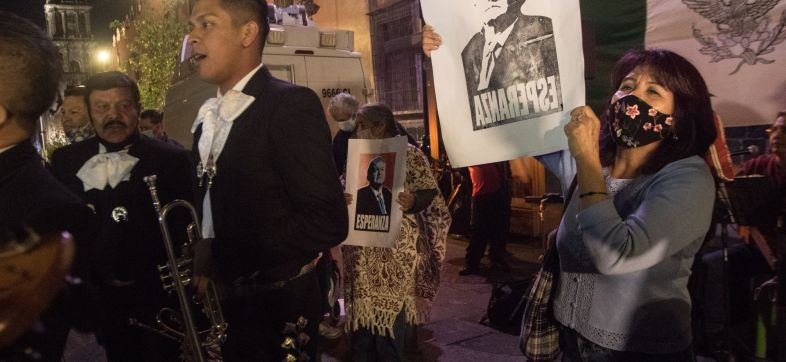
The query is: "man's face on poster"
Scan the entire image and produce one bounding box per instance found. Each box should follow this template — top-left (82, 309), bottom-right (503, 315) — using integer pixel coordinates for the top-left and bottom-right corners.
top-left (368, 159), bottom-right (386, 186)
top-left (475, 0), bottom-right (508, 25)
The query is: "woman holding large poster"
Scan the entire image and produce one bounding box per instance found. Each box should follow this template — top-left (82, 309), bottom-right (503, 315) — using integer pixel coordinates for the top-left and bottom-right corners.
top-left (342, 104), bottom-right (451, 360)
top-left (553, 49), bottom-right (717, 360)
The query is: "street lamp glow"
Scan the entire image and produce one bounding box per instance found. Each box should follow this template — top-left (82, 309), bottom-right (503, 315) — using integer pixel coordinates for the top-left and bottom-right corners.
top-left (97, 50), bottom-right (110, 63)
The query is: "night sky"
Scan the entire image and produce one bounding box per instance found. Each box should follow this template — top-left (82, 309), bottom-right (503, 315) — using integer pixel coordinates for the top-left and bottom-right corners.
top-left (89, 0), bottom-right (134, 42)
top-left (0, 0), bottom-right (132, 43)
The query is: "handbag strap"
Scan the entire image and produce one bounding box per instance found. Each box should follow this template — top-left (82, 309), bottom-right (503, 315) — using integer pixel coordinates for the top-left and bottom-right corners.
top-left (542, 176), bottom-right (576, 269)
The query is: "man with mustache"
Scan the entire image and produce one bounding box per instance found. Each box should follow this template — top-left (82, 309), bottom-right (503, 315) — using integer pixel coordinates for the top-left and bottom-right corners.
top-left (50, 71), bottom-right (193, 362)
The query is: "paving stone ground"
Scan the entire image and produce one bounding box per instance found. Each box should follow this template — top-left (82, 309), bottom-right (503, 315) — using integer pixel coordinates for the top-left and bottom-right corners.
top-left (63, 235), bottom-right (721, 361)
top-left (320, 235), bottom-right (542, 362)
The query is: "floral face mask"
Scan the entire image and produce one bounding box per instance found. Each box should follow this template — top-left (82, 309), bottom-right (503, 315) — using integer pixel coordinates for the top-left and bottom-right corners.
top-left (609, 94), bottom-right (675, 148)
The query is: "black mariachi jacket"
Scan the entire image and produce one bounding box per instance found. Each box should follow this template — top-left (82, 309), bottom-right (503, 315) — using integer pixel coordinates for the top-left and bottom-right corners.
top-left (192, 66), bottom-right (348, 285)
top-left (50, 136), bottom-right (193, 288)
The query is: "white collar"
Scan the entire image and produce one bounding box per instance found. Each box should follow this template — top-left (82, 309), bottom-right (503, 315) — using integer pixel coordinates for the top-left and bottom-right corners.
top-left (217, 62), bottom-right (264, 98)
top-left (77, 122), bottom-right (93, 133)
top-left (371, 186), bottom-right (383, 197)
top-left (483, 19), bottom-right (517, 47)
top-left (75, 143), bottom-right (139, 191)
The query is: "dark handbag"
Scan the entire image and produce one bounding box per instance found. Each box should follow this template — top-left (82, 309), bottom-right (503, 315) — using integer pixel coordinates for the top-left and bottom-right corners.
top-left (481, 277), bottom-right (534, 334)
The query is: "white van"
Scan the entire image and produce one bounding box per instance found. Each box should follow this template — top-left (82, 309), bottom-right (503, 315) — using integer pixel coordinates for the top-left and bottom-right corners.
top-left (164, 7), bottom-right (371, 148)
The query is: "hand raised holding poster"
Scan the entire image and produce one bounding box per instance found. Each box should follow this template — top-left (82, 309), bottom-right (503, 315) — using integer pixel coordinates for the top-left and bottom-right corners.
top-left (421, 0), bottom-right (585, 167)
top-left (343, 136), bottom-right (408, 247)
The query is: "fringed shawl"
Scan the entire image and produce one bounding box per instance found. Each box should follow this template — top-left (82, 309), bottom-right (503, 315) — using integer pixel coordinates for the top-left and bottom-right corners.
top-left (343, 146), bottom-right (451, 337)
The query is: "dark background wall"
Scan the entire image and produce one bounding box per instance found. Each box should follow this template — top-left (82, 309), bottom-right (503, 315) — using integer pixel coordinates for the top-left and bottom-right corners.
top-left (0, 0), bottom-right (47, 29)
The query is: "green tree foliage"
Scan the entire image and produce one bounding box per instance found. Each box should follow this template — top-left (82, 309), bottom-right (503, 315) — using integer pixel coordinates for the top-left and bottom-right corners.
top-left (118, 1), bottom-right (186, 110)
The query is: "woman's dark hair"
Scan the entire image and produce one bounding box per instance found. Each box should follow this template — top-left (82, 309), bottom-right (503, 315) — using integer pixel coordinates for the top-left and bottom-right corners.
top-left (599, 49), bottom-right (717, 175)
top-left (356, 103), bottom-right (404, 139)
top-left (356, 103), bottom-right (419, 145)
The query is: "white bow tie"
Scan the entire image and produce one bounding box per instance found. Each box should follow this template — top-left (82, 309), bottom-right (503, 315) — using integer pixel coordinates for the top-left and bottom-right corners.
top-left (191, 90), bottom-right (255, 168)
top-left (191, 90), bottom-right (255, 133)
top-left (76, 144), bottom-right (139, 191)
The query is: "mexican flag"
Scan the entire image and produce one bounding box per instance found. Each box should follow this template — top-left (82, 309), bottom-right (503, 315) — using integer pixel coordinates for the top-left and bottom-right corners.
top-left (581, 0), bottom-right (786, 127)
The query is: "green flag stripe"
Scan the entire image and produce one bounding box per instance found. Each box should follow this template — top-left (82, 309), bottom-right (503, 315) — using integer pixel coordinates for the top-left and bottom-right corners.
top-left (580, 0), bottom-right (647, 115)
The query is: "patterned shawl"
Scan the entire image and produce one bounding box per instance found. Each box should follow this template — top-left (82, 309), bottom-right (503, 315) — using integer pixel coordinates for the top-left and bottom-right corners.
top-left (343, 145), bottom-right (451, 337)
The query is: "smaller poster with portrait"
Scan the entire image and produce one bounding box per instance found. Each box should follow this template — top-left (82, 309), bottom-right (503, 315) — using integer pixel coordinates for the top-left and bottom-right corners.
top-left (343, 136), bottom-right (408, 247)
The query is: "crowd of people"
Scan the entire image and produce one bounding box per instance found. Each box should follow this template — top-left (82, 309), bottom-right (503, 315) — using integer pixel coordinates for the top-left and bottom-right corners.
top-left (1, 1), bottom-right (449, 360)
top-left (1, 0), bottom-right (783, 361)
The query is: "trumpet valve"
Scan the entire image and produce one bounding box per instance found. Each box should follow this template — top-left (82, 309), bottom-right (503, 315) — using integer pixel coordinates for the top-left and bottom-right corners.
top-left (177, 258), bottom-right (192, 269)
top-left (186, 224), bottom-right (199, 243)
top-left (159, 270), bottom-right (172, 282)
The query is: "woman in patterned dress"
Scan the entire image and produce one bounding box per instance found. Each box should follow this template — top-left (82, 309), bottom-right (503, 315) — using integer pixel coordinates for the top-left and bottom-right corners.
top-left (342, 103), bottom-right (451, 361)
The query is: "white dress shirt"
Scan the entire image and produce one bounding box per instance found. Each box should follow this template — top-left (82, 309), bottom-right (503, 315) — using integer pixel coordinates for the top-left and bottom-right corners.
top-left (197, 62), bottom-right (264, 238)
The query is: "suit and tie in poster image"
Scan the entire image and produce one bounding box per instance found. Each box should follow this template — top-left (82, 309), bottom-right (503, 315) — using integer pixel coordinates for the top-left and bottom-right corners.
top-left (421, 0), bottom-right (585, 167)
top-left (355, 154), bottom-right (395, 224)
top-left (461, 0), bottom-right (562, 131)
top-left (344, 136), bottom-right (408, 247)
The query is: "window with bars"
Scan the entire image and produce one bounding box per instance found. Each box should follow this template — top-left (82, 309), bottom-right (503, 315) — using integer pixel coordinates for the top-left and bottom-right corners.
top-left (65, 12), bottom-right (76, 35)
top-left (370, 0), bottom-right (424, 115)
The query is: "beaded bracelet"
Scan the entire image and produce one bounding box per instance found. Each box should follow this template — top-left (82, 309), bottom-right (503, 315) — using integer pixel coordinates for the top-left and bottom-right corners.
top-left (579, 191), bottom-right (607, 199)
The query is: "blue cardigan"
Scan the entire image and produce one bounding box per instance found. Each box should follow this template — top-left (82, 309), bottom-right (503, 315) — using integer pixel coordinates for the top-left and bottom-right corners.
top-left (554, 155), bottom-right (715, 353)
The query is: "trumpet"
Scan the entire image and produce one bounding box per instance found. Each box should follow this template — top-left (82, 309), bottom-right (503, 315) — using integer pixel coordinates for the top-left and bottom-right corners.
top-left (135, 175), bottom-right (227, 362)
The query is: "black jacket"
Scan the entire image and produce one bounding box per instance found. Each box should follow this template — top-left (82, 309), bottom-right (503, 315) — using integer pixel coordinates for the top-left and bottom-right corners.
top-left (0, 140), bottom-right (95, 361)
top-left (50, 136), bottom-right (193, 286)
top-left (332, 129), bottom-right (353, 175)
top-left (355, 184), bottom-right (393, 216)
top-left (0, 141), bottom-right (94, 269)
top-left (193, 67), bottom-right (348, 284)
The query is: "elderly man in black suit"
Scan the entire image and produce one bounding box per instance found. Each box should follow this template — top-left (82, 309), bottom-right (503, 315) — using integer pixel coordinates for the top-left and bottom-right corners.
top-left (186, 0), bottom-right (348, 360)
top-left (356, 156), bottom-right (394, 216)
top-left (0, 11), bottom-right (95, 361)
top-left (50, 71), bottom-right (192, 362)
top-left (462, 0), bottom-right (563, 130)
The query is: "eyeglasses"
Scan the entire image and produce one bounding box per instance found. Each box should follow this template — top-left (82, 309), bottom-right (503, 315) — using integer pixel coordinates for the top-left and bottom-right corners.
top-left (765, 126), bottom-right (785, 134)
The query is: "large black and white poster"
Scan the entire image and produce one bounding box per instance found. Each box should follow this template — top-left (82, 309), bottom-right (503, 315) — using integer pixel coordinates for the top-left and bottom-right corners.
top-left (422, 0), bottom-right (584, 167)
